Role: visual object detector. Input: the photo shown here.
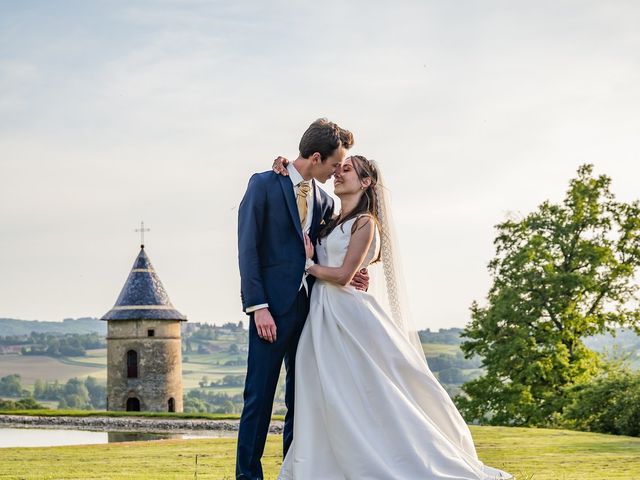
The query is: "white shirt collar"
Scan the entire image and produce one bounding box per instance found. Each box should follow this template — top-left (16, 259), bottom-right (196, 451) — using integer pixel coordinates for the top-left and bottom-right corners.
top-left (287, 162), bottom-right (309, 186)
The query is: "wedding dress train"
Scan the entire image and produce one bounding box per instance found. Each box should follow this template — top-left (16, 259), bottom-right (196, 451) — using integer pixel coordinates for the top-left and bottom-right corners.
top-left (278, 217), bottom-right (512, 480)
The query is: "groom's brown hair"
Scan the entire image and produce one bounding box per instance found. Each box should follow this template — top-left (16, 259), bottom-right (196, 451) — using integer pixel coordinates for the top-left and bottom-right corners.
top-left (299, 118), bottom-right (354, 161)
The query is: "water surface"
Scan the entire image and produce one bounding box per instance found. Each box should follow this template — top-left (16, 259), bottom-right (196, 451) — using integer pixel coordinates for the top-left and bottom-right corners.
top-left (0, 427), bottom-right (236, 448)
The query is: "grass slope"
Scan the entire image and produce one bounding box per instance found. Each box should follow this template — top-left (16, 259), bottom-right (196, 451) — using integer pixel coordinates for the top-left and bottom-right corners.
top-left (2, 341), bottom-right (471, 399)
top-left (0, 349), bottom-right (248, 395)
top-left (0, 427), bottom-right (638, 479)
top-left (0, 355), bottom-right (106, 386)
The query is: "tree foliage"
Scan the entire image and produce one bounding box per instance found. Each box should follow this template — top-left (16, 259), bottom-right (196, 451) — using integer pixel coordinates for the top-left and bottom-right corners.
top-left (0, 397), bottom-right (46, 410)
top-left (561, 362), bottom-right (640, 436)
top-left (0, 374), bottom-right (28, 397)
top-left (456, 165), bottom-right (640, 426)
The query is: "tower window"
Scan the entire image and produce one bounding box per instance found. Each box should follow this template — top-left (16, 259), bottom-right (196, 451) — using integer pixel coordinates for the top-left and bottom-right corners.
top-left (168, 397), bottom-right (175, 412)
top-left (126, 397), bottom-right (140, 411)
top-left (127, 350), bottom-right (138, 378)
top-left (148, 329), bottom-right (155, 337)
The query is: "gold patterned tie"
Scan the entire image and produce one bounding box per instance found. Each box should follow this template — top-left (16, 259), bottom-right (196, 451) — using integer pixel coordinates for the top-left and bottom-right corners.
top-left (297, 181), bottom-right (311, 229)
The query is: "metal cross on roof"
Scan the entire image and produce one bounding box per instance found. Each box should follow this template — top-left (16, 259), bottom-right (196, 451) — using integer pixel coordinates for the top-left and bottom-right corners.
top-left (135, 221), bottom-right (150, 248)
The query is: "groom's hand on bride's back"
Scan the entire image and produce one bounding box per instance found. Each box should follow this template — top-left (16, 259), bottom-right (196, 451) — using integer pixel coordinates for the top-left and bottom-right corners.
top-left (254, 308), bottom-right (277, 343)
top-left (351, 269), bottom-right (369, 291)
top-left (272, 156), bottom-right (289, 175)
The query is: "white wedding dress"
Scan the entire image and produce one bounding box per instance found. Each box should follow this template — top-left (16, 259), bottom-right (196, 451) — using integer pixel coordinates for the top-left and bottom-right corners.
top-left (278, 217), bottom-right (512, 480)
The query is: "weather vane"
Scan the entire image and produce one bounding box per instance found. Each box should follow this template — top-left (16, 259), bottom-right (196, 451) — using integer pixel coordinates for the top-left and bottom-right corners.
top-left (135, 221), bottom-right (150, 248)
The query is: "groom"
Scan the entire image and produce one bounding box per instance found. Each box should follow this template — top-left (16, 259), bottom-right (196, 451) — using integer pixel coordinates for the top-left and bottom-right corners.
top-left (236, 118), bottom-right (367, 479)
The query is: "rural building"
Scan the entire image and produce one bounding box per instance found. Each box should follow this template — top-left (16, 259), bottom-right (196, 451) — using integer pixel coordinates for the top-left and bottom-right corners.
top-left (101, 244), bottom-right (187, 412)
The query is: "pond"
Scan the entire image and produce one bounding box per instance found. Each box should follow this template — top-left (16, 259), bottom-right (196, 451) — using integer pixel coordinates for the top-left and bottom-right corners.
top-left (0, 427), bottom-right (236, 448)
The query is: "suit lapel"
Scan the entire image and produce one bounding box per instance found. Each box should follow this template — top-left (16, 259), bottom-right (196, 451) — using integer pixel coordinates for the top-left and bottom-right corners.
top-left (310, 179), bottom-right (322, 240)
top-left (279, 175), bottom-right (304, 243)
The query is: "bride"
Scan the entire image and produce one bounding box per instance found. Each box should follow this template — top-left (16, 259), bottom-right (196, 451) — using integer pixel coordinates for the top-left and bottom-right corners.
top-left (275, 155), bottom-right (512, 480)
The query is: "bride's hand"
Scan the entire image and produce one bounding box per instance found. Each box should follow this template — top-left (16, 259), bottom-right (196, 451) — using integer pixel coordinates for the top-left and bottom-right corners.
top-left (272, 156), bottom-right (290, 176)
top-left (351, 268), bottom-right (369, 291)
top-left (304, 233), bottom-right (314, 259)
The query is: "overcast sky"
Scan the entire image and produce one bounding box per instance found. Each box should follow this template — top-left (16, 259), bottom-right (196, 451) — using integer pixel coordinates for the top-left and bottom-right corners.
top-left (1, 0), bottom-right (639, 330)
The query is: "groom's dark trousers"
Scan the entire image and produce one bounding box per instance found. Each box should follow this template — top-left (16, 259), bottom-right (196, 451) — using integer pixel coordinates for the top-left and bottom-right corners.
top-left (236, 171), bottom-right (334, 480)
top-left (236, 288), bottom-right (308, 479)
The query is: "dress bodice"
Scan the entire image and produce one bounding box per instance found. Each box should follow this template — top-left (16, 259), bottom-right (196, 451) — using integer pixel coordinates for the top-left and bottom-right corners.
top-left (316, 216), bottom-right (379, 270)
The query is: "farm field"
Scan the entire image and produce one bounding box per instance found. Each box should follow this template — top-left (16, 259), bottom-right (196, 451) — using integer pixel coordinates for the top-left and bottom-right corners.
top-left (0, 350), bottom-right (249, 397)
top-left (1, 342), bottom-right (472, 400)
top-left (421, 342), bottom-right (461, 356)
top-left (0, 354), bottom-right (106, 387)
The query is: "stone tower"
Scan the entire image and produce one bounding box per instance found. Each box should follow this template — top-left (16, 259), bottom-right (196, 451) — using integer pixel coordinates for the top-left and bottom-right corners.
top-left (101, 244), bottom-right (187, 412)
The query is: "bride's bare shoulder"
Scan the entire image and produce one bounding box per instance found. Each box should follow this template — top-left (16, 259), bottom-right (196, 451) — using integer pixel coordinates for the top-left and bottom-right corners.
top-left (351, 214), bottom-right (375, 235)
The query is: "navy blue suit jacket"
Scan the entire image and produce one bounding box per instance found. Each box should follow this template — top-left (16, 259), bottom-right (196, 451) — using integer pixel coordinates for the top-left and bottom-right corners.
top-left (238, 171), bottom-right (335, 317)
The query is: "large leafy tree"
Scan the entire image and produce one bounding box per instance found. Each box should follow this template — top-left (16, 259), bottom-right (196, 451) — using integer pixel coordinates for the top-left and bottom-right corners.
top-left (456, 165), bottom-right (640, 426)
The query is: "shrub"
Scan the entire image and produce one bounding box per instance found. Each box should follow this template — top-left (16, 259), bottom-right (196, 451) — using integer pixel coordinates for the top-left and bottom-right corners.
top-left (562, 364), bottom-right (640, 437)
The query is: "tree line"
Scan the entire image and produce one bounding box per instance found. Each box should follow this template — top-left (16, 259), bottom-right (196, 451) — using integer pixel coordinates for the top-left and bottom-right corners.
top-left (0, 374), bottom-right (106, 410)
top-left (0, 332), bottom-right (105, 357)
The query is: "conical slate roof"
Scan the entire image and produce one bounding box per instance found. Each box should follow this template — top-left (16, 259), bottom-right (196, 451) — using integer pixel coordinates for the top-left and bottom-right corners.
top-left (101, 246), bottom-right (187, 321)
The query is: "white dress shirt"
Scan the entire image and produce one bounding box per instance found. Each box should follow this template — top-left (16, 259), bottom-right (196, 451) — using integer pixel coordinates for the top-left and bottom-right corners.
top-left (245, 163), bottom-right (314, 314)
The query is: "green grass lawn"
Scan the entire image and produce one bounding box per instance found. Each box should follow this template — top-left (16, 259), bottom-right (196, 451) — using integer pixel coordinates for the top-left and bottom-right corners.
top-left (0, 426), bottom-right (638, 479)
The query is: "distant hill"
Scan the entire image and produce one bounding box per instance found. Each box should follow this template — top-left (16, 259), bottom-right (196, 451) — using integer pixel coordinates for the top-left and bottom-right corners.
top-left (418, 327), bottom-right (640, 353)
top-left (0, 318), bottom-right (106, 336)
top-left (583, 328), bottom-right (640, 351)
top-left (418, 327), bottom-right (464, 344)
top-left (1, 319), bottom-right (636, 355)
top-left (583, 328), bottom-right (640, 368)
